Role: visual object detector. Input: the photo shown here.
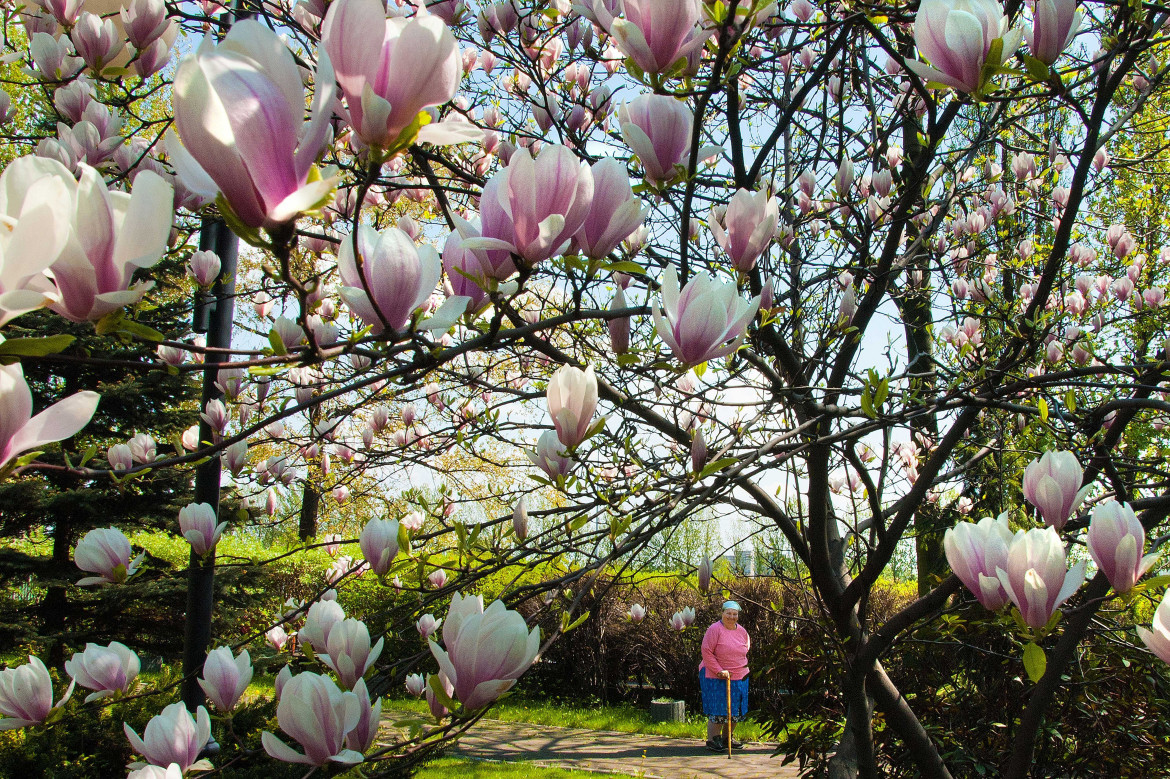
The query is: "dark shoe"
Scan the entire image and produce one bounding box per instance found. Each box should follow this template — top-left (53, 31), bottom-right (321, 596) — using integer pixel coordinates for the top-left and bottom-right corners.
top-left (731, 738), bottom-right (745, 749)
top-left (706, 738), bottom-right (726, 752)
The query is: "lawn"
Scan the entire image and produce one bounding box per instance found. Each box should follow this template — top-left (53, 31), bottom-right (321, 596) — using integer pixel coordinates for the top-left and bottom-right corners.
top-left (384, 694), bottom-right (771, 743)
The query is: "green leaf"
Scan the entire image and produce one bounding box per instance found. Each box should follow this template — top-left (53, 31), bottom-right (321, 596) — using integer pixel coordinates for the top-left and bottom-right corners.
top-left (0, 334), bottom-right (75, 363)
top-left (1023, 642), bottom-right (1046, 683)
top-left (860, 389), bottom-right (876, 419)
top-left (874, 378), bottom-right (889, 407)
top-left (698, 457), bottom-right (737, 479)
top-left (116, 320), bottom-right (165, 342)
top-left (428, 673), bottom-right (459, 711)
top-left (1038, 397), bottom-right (1049, 423)
top-left (268, 328), bottom-right (288, 356)
top-left (561, 611), bottom-right (590, 633)
top-left (1064, 390), bottom-right (1076, 412)
top-left (605, 261), bottom-right (647, 276)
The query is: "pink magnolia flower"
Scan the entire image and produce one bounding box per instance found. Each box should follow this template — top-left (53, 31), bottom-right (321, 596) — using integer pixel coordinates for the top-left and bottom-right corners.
top-left (187, 250), bottom-right (221, 287)
top-left (619, 94), bottom-right (694, 185)
top-left (179, 502), bottom-right (227, 556)
top-left (0, 656), bottom-right (73, 729)
top-left (426, 670), bottom-right (454, 719)
top-left (1087, 501), bottom-right (1158, 594)
top-left (198, 647), bottom-right (252, 712)
top-left (261, 672), bottom-right (364, 766)
top-left (710, 187), bottom-right (780, 273)
top-left (301, 600), bottom-right (346, 655)
top-left (1026, 0), bottom-right (1081, 65)
top-left (74, 527), bottom-right (144, 586)
top-left (906, 0), bottom-right (1022, 94)
top-left (442, 230), bottom-right (491, 315)
top-left (107, 443), bottom-right (133, 471)
top-left (574, 157), bottom-right (647, 260)
top-left (527, 430), bottom-right (574, 480)
top-left (1022, 450), bottom-right (1090, 529)
top-left (472, 145), bottom-right (594, 266)
top-left (944, 513), bottom-right (1014, 610)
top-left (1138, 588), bottom-right (1170, 664)
top-left (996, 527), bottom-right (1087, 629)
top-left (345, 678), bottom-right (381, 754)
top-left (18, 157), bottom-right (173, 323)
top-left (405, 672), bottom-right (427, 697)
top-left (65, 641), bottom-right (140, 702)
top-left (124, 702), bottom-right (212, 773)
top-left (0, 156), bottom-right (73, 325)
top-left (169, 20), bottom-right (337, 230)
top-left (266, 626), bottom-right (290, 651)
top-left (651, 266), bottom-right (761, 367)
top-left (358, 517), bottom-right (399, 576)
top-left (71, 12), bottom-right (124, 73)
top-left (428, 568), bottom-right (449, 589)
top-left (594, 0), bottom-right (711, 76)
top-left (322, 0), bottom-right (479, 153)
top-left (319, 619), bottom-right (384, 689)
top-left (416, 613), bottom-right (442, 640)
top-left (628, 604), bottom-right (647, 623)
top-left (337, 226), bottom-right (440, 335)
top-left (547, 364), bottom-right (598, 449)
top-left (429, 592), bottom-right (540, 710)
top-left (120, 0), bottom-right (174, 49)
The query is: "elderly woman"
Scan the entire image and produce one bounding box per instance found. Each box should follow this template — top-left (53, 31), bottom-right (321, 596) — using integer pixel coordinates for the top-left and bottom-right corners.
top-left (699, 600), bottom-right (750, 752)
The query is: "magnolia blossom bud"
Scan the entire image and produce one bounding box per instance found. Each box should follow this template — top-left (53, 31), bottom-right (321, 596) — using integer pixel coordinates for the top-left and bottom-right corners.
top-left (513, 495), bottom-right (529, 541)
top-left (179, 502), bottom-right (227, 556)
top-left (1022, 450), bottom-right (1090, 529)
top-left (1088, 501), bottom-right (1158, 594)
top-left (358, 518), bottom-right (399, 576)
top-left (416, 614), bottom-right (442, 640)
top-left (108, 443), bottom-right (133, 471)
top-left (65, 641), bottom-right (140, 702)
top-left (266, 626), bottom-right (289, 651)
top-left (75, 528), bottom-right (144, 586)
top-left (0, 656), bottom-right (72, 728)
top-left (691, 429), bottom-right (707, 473)
top-left (405, 673), bottom-right (427, 697)
top-left (187, 250), bottom-right (221, 287)
top-left (124, 702), bottom-right (212, 774)
top-left (698, 554), bottom-right (712, 593)
top-left (996, 526), bottom-right (1086, 629)
top-left (628, 603), bottom-right (647, 623)
top-left (944, 513), bottom-right (1014, 610)
top-left (198, 647), bottom-right (252, 712)
top-left (546, 364), bottom-right (598, 449)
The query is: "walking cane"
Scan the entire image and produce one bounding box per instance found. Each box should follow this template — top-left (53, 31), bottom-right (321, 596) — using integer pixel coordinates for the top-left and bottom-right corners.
top-left (725, 674), bottom-right (732, 759)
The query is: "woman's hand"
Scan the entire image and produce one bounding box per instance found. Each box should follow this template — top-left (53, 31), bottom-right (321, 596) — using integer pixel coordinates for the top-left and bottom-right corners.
top-left (718, 670), bottom-right (731, 679)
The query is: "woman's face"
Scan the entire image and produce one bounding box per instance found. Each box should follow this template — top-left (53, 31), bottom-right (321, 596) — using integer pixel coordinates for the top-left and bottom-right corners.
top-left (722, 608), bottom-right (739, 625)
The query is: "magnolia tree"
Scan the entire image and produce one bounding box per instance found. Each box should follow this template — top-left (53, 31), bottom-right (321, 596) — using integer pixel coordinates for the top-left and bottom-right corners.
top-left (1, 0), bottom-right (1170, 775)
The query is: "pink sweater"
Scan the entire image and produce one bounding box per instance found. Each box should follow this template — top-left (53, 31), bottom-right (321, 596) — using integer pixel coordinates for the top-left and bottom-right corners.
top-left (699, 621), bottom-right (750, 680)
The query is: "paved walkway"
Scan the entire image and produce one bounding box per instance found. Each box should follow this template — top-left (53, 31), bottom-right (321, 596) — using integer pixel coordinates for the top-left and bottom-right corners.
top-left (448, 719), bottom-right (800, 778)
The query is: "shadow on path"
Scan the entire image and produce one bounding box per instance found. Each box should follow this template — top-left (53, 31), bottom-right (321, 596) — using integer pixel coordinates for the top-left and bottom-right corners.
top-left (449, 719), bottom-right (801, 778)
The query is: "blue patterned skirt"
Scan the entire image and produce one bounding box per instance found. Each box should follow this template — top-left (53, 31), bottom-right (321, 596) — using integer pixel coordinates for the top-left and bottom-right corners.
top-left (699, 669), bottom-right (749, 721)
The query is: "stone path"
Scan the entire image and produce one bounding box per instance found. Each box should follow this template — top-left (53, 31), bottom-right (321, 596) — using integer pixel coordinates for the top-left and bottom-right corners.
top-left (448, 719), bottom-right (801, 778)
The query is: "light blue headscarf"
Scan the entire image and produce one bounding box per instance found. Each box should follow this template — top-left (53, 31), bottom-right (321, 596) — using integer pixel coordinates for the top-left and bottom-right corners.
top-left (722, 600), bottom-right (741, 612)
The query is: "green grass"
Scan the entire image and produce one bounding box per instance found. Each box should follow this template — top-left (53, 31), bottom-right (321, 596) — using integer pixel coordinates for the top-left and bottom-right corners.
top-left (385, 695), bottom-right (770, 743)
top-left (415, 757), bottom-right (633, 778)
